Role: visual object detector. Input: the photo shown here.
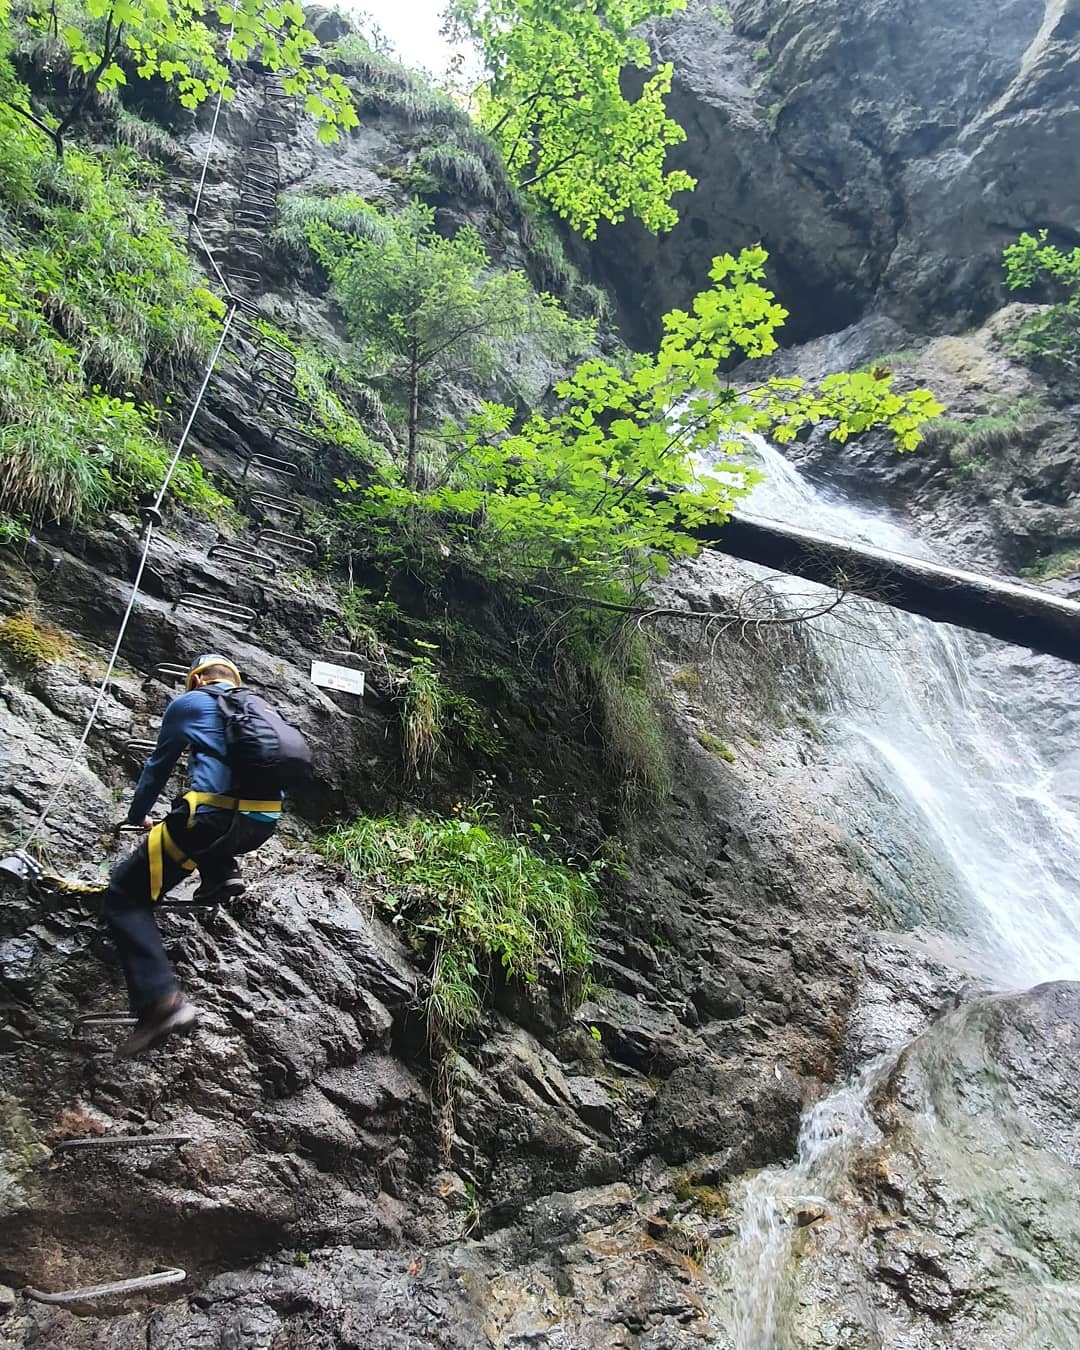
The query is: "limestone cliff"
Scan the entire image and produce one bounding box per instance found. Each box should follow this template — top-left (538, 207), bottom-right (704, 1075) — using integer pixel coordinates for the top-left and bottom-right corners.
top-left (593, 0), bottom-right (1080, 346)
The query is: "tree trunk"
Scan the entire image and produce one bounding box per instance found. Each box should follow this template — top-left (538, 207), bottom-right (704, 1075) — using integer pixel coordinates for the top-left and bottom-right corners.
top-left (697, 510), bottom-right (1080, 665)
top-left (406, 338), bottom-right (420, 490)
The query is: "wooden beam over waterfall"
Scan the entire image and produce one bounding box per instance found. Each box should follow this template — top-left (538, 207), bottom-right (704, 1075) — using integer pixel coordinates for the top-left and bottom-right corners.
top-left (695, 511), bottom-right (1080, 665)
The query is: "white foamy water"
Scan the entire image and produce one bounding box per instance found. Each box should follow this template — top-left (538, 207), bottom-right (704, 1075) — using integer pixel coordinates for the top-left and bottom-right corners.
top-left (714, 439), bottom-right (1080, 1348)
top-left (739, 436), bottom-right (1080, 989)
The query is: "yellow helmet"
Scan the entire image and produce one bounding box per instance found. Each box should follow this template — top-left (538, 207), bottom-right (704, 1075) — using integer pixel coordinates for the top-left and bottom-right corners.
top-left (185, 652), bottom-right (242, 691)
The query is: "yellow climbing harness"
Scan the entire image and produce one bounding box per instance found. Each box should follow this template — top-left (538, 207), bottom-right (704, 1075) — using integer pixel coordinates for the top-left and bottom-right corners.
top-left (147, 790), bottom-right (282, 900)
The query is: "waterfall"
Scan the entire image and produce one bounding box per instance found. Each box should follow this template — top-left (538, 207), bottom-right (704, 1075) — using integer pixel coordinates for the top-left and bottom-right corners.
top-left (714, 438), bottom-right (1080, 1348)
top-left (737, 436), bottom-right (1080, 988)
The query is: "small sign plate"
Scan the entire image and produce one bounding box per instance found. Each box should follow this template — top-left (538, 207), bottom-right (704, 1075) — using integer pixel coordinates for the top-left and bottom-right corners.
top-left (310, 660), bottom-right (365, 696)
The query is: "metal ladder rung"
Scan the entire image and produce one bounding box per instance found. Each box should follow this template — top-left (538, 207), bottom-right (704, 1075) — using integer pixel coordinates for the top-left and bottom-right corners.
top-left (54, 1133), bottom-right (192, 1152)
top-left (123, 739), bottom-right (157, 757)
top-left (240, 172), bottom-right (279, 193)
top-left (226, 270), bottom-right (261, 289)
top-left (233, 210), bottom-right (276, 228)
top-left (260, 390), bottom-right (313, 423)
top-left (255, 114), bottom-right (290, 133)
top-left (269, 423), bottom-right (322, 454)
top-left (73, 1012), bottom-right (138, 1031)
top-left (243, 452), bottom-right (300, 479)
top-left (254, 351), bottom-right (297, 378)
top-left (256, 368), bottom-right (294, 396)
top-left (26, 1268), bottom-right (186, 1305)
top-left (249, 491), bottom-right (303, 524)
top-left (256, 369), bottom-right (296, 396)
top-left (257, 529), bottom-right (317, 559)
top-left (207, 542), bottom-right (275, 573)
top-left (239, 187), bottom-right (277, 205)
top-left (245, 329), bottom-right (294, 360)
top-left (173, 594), bottom-right (258, 628)
top-left (232, 296), bottom-right (267, 320)
top-left (152, 662), bottom-right (189, 682)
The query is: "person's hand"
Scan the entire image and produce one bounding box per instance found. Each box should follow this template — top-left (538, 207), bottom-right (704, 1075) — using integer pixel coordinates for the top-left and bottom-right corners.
top-left (139, 816), bottom-right (154, 832)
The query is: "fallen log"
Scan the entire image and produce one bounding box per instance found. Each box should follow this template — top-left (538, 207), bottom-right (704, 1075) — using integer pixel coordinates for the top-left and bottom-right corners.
top-left (694, 511), bottom-right (1080, 665)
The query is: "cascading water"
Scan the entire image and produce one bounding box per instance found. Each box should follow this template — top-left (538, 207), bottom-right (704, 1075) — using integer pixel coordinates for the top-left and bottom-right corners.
top-left (714, 439), bottom-right (1080, 1349)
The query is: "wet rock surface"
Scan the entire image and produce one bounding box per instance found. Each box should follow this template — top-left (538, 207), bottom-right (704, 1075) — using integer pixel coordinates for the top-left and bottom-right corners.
top-left (757, 983), bottom-right (1080, 1348)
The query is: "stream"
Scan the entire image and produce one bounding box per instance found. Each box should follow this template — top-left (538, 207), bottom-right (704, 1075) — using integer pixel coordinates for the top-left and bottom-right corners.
top-left (716, 440), bottom-right (1080, 1348)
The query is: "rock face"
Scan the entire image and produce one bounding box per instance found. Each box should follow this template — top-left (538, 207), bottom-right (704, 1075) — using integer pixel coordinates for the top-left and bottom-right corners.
top-left (0, 55), bottom-right (916, 1348)
top-left (594, 0), bottom-right (1080, 345)
top-left (1, 21), bottom-right (1078, 1350)
top-left (714, 982), bottom-right (1080, 1348)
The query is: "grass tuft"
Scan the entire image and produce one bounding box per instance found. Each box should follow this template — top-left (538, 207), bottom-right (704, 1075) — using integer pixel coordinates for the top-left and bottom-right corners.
top-left (400, 656), bottom-right (446, 777)
top-left (322, 812), bottom-right (601, 1040)
top-left (0, 610), bottom-right (71, 669)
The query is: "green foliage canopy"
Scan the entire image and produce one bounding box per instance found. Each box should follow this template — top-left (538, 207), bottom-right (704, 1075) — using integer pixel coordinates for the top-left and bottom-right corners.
top-left (355, 246), bottom-right (943, 594)
top-left (281, 195), bottom-right (594, 484)
top-left (447, 0), bottom-right (696, 238)
top-left (6, 0), bottom-right (357, 148)
top-left (1003, 230), bottom-right (1080, 375)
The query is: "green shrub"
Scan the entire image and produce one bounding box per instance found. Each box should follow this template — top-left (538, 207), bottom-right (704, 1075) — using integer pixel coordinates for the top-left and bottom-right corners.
top-left (563, 618), bottom-right (671, 812)
top-left (0, 610), bottom-right (71, 669)
top-left (323, 813), bottom-right (601, 1038)
top-left (0, 101), bottom-right (229, 527)
top-left (1020, 548), bottom-right (1080, 581)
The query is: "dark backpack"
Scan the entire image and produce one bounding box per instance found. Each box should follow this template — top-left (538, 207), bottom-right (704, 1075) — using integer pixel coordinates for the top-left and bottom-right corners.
top-left (202, 686), bottom-right (312, 793)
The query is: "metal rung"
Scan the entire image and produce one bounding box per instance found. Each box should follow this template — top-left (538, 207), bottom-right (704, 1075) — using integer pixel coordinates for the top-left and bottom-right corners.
top-left (123, 739), bottom-right (157, 757)
top-left (54, 1133), bottom-right (192, 1153)
top-left (207, 542), bottom-right (275, 572)
top-left (233, 313), bottom-right (292, 353)
top-left (241, 172), bottom-right (279, 193)
top-left (239, 188), bottom-right (277, 206)
top-left (73, 1013), bottom-right (138, 1031)
top-left (269, 423), bottom-right (322, 454)
top-left (256, 369), bottom-right (294, 396)
top-left (226, 270), bottom-right (261, 289)
top-left (257, 528), bottom-right (317, 559)
top-left (255, 115), bottom-right (289, 133)
top-left (243, 452), bottom-right (299, 479)
top-left (254, 351), bottom-right (297, 378)
top-left (260, 390), bottom-right (312, 422)
top-left (173, 594), bottom-right (258, 628)
top-left (246, 143), bottom-right (280, 160)
top-left (249, 491), bottom-right (303, 524)
top-left (152, 663), bottom-right (188, 682)
top-left (26, 1268), bottom-right (186, 1305)
top-left (233, 210), bottom-right (276, 228)
top-left (255, 368), bottom-right (296, 394)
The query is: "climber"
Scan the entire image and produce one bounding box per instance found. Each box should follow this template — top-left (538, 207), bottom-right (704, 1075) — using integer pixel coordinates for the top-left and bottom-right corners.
top-left (103, 652), bottom-right (308, 1057)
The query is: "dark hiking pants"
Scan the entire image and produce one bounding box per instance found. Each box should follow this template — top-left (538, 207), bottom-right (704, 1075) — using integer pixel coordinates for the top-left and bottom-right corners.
top-left (103, 804), bottom-right (276, 1013)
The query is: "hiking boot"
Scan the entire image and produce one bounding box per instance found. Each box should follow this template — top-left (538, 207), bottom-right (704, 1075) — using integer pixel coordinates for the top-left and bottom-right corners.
top-left (192, 863), bottom-right (245, 904)
top-left (116, 994), bottom-right (198, 1058)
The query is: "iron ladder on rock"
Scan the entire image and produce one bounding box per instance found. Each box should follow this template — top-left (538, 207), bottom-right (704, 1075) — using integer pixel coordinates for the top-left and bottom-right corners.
top-left (10, 62), bottom-right (333, 1309)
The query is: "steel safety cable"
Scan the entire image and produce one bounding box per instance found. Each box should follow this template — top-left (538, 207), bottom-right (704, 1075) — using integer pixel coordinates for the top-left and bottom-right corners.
top-left (20, 305), bottom-right (237, 849)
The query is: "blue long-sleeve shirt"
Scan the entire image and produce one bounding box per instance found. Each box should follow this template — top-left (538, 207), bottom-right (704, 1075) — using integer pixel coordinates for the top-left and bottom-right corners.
top-left (128, 683), bottom-right (281, 823)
